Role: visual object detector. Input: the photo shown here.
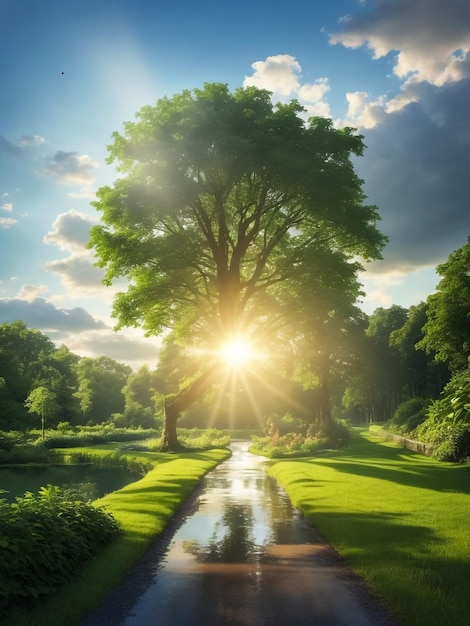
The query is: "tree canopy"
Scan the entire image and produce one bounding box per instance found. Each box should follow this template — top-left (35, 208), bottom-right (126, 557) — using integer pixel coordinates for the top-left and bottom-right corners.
top-left (89, 83), bottom-right (387, 448)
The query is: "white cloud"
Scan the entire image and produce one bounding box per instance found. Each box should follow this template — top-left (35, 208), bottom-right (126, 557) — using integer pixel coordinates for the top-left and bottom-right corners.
top-left (0, 297), bottom-right (107, 333)
top-left (331, 0), bottom-right (470, 87)
top-left (44, 209), bottom-right (107, 296)
top-left (64, 327), bottom-right (161, 368)
top-left (42, 151), bottom-right (99, 187)
top-left (244, 54), bottom-right (331, 117)
top-left (16, 285), bottom-right (48, 302)
top-left (0, 217), bottom-right (17, 229)
top-left (244, 54), bottom-right (302, 95)
top-left (18, 134), bottom-right (46, 147)
top-left (331, 0), bottom-right (470, 129)
top-left (45, 255), bottom-right (107, 292)
top-left (44, 209), bottom-right (97, 251)
top-left (1, 203), bottom-right (13, 212)
top-left (0, 295), bottom-right (159, 367)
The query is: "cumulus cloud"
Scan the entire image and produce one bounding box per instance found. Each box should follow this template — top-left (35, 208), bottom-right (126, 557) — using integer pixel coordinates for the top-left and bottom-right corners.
top-left (44, 209), bottom-right (107, 295)
top-left (44, 209), bottom-right (97, 251)
top-left (18, 134), bottom-right (46, 147)
top-left (0, 297), bottom-right (106, 332)
top-left (0, 296), bottom-right (160, 367)
top-left (1, 203), bottom-right (13, 212)
top-left (330, 0), bottom-right (470, 87)
top-left (356, 78), bottom-right (470, 272)
top-left (65, 328), bottom-right (160, 367)
top-left (0, 134), bottom-right (46, 158)
top-left (332, 0), bottom-right (470, 127)
top-left (244, 54), bottom-right (331, 117)
top-left (324, 0), bottom-right (470, 286)
top-left (16, 285), bottom-right (48, 302)
top-left (45, 255), bottom-right (106, 291)
top-left (0, 217), bottom-right (17, 229)
top-left (42, 151), bottom-right (99, 187)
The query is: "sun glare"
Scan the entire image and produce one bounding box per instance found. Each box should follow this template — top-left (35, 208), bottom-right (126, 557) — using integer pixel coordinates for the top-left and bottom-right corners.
top-left (220, 338), bottom-right (253, 367)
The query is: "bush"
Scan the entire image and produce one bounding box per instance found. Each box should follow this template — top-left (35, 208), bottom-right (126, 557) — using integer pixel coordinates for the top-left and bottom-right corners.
top-left (251, 419), bottom-right (350, 458)
top-left (0, 442), bottom-right (51, 465)
top-left (386, 398), bottom-right (428, 435)
top-left (415, 422), bottom-right (470, 462)
top-left (41, 425), bottom-right (159, 449)
top-left (0, 485), bottom-right (121, 618)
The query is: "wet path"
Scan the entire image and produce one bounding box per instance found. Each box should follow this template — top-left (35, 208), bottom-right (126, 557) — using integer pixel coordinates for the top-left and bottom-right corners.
top-left (83, 441), bottom-right (399, 626)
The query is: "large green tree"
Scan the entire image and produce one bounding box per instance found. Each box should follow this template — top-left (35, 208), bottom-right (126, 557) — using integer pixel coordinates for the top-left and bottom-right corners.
top-left (89, 83), bottom-right (386, 449)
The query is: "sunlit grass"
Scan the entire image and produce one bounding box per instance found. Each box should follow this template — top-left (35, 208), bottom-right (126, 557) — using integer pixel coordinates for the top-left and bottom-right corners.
top-left (268, 428), bottom-right (470, 626)
top-left (2, 445), bottom-right (230, 626)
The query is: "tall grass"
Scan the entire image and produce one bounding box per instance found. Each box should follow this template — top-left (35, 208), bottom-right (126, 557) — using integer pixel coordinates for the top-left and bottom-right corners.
top-left (268, 428), bottom-right (470, 626)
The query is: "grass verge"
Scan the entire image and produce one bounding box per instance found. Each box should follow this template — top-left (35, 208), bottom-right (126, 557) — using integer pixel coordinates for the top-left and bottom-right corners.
top-left (1, 445), bottom-right (230, 626)
top-left (268, 428), bottom-right (470, 626)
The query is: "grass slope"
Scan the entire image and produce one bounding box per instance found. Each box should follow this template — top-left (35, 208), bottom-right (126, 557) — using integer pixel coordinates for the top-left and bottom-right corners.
top-left (2, 446), bottom-right (229, 626)
top-left (268, 429), bottom-right (470, 626)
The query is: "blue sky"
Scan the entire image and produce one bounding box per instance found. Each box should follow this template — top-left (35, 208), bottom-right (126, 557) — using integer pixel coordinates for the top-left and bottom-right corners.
top-left (1, 0), bottom-right (469, 368)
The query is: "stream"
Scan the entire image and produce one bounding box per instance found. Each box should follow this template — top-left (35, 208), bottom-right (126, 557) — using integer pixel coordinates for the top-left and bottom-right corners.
top-left (83, 440), bottom-right (399, 626)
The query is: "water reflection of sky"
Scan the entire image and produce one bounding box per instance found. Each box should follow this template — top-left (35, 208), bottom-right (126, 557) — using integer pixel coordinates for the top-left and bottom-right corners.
top-left (156, 441), bottom-right (303, 570)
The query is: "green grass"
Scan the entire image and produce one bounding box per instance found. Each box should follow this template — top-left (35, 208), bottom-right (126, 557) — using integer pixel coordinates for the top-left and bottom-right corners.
top-left (268, 428), bottom-right (470, 626)
top-left (1, 445), bottom-right (230, 626)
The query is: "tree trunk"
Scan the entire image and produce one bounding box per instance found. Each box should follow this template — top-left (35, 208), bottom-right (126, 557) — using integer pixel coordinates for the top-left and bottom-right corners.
top-left (160, 364), bottom-right (220, 451)
top-left (319, 354), bottom-right (332, 424)
top-left (161, 400), bottom-right (180, 451)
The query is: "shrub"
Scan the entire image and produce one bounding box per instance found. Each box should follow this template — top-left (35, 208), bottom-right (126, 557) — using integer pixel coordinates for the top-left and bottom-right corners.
top-left (251, 419), bottom-right (350, 458)
top-left (0, 485), bottom-right (121, 618)
top-left (387, 398), bottom-right (428, 435)
top-left (416, 423), bottom-right (470, 463)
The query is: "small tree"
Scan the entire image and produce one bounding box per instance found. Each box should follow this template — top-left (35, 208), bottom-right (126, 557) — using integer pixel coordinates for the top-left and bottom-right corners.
top-left (24, 387), bottom-right (58, 439)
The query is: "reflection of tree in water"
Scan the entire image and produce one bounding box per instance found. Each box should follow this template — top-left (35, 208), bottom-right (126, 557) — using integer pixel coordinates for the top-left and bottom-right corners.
top-left (183, 503), bottom-right (258, 563)
top-left (64, 481), bottom-right (100, 502)
top-left (262, 475), bottom-right (304, 545)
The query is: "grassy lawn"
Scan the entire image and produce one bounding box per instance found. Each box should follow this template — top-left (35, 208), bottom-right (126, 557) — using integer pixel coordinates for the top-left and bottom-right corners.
top-left (268, 428), bottom-right (470, 626)
top-left (2, 445), bottom-right (230, 626)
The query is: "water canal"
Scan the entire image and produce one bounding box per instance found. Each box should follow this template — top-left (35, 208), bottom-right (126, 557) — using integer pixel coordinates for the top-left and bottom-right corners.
top-left (83, 440), bottom-right (399, 626)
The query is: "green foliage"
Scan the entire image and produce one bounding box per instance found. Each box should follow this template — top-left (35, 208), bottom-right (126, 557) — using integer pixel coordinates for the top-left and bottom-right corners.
top-left (411, 369), bottom-right (470, 461)
top-left (41, 424), bottom-right (159, 449)
top-left (386, 397), bottom-right (428, 435)
top-left (0, 322), bottom-right (81, 430)
top-left (418, 237), bottom-right (470, 371)
top-left (0, 485), bottom-right (120, 618)
top-left (24, 386), bottom-right (59, 439)
top-left (75, 357), bottom-right (131, 424)
top-left (251, 417), bottom-right (350, 458)
top-left (425, 368), bottom-right (470, 426)
top-left (430, 425), bottom-right (470, 462)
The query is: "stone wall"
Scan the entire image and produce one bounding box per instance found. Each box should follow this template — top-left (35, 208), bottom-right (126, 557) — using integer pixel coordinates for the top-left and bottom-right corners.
top-left (378, 431), bottom-right (434, 456)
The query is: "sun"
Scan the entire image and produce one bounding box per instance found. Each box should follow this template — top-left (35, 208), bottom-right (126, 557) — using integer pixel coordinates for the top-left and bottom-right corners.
top-left (220, 337), bottom-right (253, 368)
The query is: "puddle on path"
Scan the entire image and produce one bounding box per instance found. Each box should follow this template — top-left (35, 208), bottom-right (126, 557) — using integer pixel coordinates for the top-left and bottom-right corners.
top-left (118, 441), bottom-right (396, 626)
